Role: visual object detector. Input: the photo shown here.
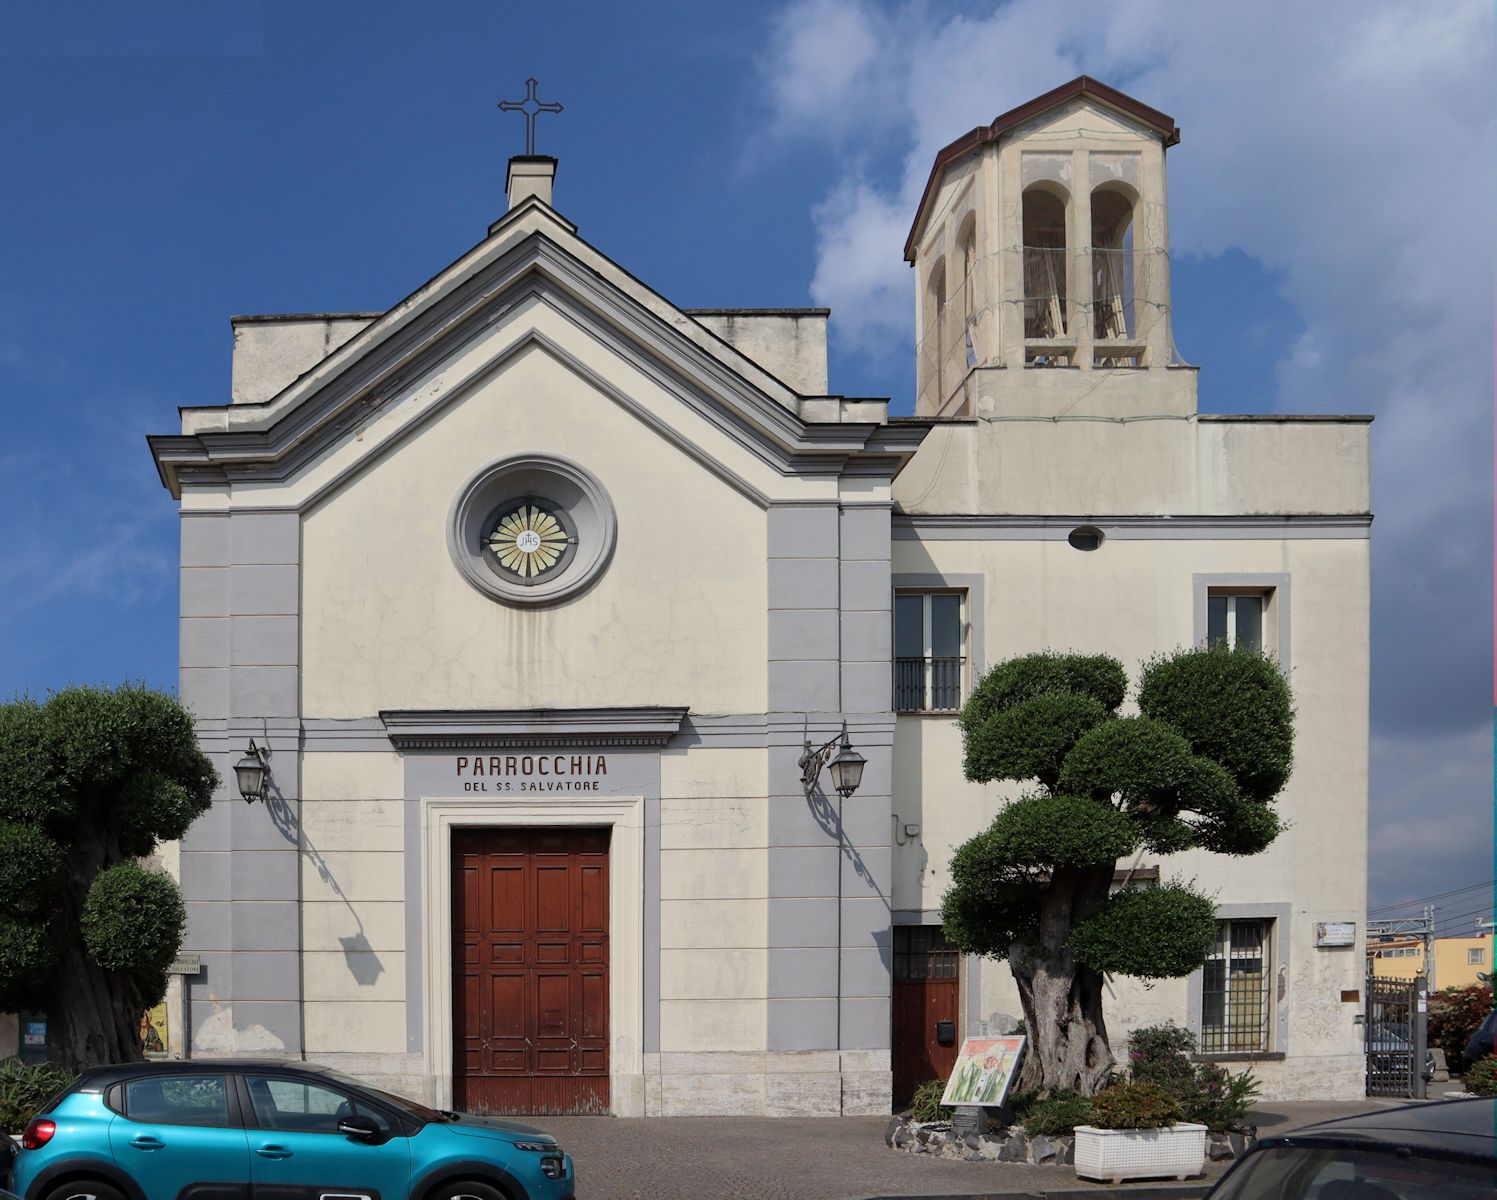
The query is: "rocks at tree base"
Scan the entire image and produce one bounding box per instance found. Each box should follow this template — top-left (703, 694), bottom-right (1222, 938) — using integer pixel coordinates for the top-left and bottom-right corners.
top-left (998, 1131), bottom-right (1030, 1162)
top-left (885, 1115), bottom-right (1249, 1166)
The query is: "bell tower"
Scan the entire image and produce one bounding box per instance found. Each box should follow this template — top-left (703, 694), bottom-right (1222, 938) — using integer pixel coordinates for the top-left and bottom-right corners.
top-left (906, 77), bottom-right (1192, 419)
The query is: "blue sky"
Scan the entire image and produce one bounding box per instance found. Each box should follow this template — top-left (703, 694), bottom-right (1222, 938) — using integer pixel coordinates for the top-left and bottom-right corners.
top-left (1, 2), bottom-right (1491, 919)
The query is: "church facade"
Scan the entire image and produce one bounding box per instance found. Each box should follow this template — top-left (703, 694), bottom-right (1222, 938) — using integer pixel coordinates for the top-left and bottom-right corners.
top-left (150, 78), bottom-right (1373, 1115)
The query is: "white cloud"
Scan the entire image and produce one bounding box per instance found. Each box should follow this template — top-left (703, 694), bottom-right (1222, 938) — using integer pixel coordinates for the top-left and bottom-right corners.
top-left (757, 0), bottom-right (1496, 893)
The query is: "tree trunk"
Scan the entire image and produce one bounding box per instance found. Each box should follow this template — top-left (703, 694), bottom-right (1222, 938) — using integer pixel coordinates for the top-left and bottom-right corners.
top-left (1010, 866), bottom-right (1115, 1096)
top-left (47, 843), bottom-right (146, 1072)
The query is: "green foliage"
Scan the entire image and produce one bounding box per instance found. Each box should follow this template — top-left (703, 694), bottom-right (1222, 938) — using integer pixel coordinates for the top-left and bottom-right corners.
top-left (0, 700), bottom-right (68, 826)
top-left (1429, 985), bottom-right (1494, 1066)
top-left (82, 864), bottom-right (186, 1004)
top-left (1058, 717), bottom-right (1196, 808)
top-left (909, 1079), bottom-right (952, 1122)
top-left (963, 652), bottom-right (1129, 722)
top-left (963, 692), bottom-right (1109, 790)
top-left (1465, 1056), bottom-right (1497, 1097)
top-left (984, 795), bottom-right (1141, 870)
top-left (941, 834), bottom-right (1043, 958)
top-left (0, 685), bottom-right (216, 1055)
top-left (0, 1058), bottom-right (75, 1135)
top-left (943, 648), bottom-right (1295, 1092)
top-left (1137, 645), bottom-right (1294, 801)
top-left (1089, 1081), bottom-right (1182, 1129)
top-left (0, 822), bottom-right (64, 913)
top-left (1020, 1089), bottom-right (1094, 1136)
top-left (0, 916), bottom-right (53, 1007)
top-left (1126, 1023), bottom-right (1260, 1131)
top-left (1069, 886), bottom-right (1219, 978)
top-left (1129, 1022), bottom-right (1197, 1061)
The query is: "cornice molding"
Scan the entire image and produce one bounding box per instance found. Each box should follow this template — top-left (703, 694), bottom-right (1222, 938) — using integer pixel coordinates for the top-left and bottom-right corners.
top-left (150, 231), bottom-right (929, 499)
top-left (893, 513), bottom-right (1374, 540)
top-left (379, 706), bottom-right (691, 750)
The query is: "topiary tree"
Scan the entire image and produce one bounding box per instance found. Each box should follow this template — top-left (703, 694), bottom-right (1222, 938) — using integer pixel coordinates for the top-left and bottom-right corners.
top-left (941, 646), bottom-right (1293, 1096)
top-left (0, 685), bottom-right (217, 1070)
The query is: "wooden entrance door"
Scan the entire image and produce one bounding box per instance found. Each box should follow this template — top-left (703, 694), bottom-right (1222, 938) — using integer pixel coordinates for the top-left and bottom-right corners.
top-left (452, 827), bottom-right (610, 1114)
top-left (891, 925), bottom-right (960, 1104)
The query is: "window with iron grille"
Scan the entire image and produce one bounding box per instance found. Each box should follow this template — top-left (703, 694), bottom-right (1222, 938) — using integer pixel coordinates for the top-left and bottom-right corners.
top-left (894, 592), bottom-right (965, 712)
top-left (1201, 919), bottom-right (1273, 1053)
top-left (892, 925), bottom-right (960, 981)
top-left (1469, 947), bottom-right (1486, 966)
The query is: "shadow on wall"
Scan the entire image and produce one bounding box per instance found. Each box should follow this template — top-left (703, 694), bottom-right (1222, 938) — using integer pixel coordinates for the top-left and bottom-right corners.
top-left (270, 779), bottom-right (386, 988)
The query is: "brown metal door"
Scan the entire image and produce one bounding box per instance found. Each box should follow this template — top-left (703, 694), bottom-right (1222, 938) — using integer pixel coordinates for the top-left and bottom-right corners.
top-left (453, 827), bottom-right (610, 1114)
top-left (891, 925), bottom-right (960, 1104)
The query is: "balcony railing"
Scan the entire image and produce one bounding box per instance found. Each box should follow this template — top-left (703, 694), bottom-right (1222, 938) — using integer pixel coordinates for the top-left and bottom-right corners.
top-left (894, 656), bottom-right (965, 713)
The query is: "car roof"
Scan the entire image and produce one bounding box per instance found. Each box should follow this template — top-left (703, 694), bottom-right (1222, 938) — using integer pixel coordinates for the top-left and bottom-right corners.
top-left (76, 1059), bottom-right (340, 1088)
top-left (1260, 1098), bottom-right (1497, 1160)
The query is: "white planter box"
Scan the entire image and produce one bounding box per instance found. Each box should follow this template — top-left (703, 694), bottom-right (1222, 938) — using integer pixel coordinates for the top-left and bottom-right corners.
top-left (1073, 1123), bottom-right (1208, 1183)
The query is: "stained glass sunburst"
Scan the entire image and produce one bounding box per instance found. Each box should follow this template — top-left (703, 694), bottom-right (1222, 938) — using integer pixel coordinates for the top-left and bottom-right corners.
top-left (487, 504), bottom-right (573, 579)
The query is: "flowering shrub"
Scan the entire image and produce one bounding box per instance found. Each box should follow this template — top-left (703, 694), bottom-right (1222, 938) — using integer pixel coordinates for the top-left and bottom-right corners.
top-left (1090, 1081), bottom-right (1181, 1129)
top-left (1428, 984), bottom-right (1494, 1066)
top-left (1126, 1022), bottom-right (1260, 1131)
top-left (1466, 1056), bottom-right (1497, 1097)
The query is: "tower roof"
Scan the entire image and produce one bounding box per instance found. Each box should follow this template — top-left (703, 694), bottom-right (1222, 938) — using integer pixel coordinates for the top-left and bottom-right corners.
top-left (903, 76), bottom-right (1180, 262)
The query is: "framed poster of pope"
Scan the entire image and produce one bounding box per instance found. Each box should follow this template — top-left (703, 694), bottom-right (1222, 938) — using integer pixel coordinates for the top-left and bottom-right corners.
top-left (940, 1035), bottom-right (1026, 1107)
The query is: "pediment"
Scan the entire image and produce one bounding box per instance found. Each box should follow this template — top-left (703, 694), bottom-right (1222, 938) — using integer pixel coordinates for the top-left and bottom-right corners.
top-left (150, 204), bottom-right (926, 501)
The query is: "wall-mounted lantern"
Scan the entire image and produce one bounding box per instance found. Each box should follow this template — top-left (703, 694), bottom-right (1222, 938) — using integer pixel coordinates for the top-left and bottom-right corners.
top-left (233, 740), bottom-right (270, 804)
top-left (799, 725), bottom-right (866, 800)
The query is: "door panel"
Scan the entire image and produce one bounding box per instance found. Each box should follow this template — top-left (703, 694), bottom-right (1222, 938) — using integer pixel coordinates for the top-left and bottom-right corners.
top-left (891, 926), bottom-right (961, 1104)
top-left (110, 1074), bottom-right (250, 1200)
top-left (453, 826), bottom-right (611, 1114)
top-left (242, 1074), bottom-right (410, 1200)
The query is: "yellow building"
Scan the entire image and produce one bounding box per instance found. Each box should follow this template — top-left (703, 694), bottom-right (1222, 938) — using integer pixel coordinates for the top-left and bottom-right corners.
top-left (1433, 935), bottom-right (1493, 989)
top-left (1369, 938), bottom-right (1426, 981)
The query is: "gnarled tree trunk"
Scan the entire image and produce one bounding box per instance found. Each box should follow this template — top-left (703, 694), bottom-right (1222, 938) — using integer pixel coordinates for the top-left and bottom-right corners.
top-left (1010, 865), bottom-right (1115, 1095)
top-left (47, 842), bottom-right (147, 1071)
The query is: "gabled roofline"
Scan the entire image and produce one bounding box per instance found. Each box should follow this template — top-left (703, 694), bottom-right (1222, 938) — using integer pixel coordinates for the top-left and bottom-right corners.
top-left (903, 76), bottom-right (1180, 262)
top-left (148, 230), bottom-right (932, 500)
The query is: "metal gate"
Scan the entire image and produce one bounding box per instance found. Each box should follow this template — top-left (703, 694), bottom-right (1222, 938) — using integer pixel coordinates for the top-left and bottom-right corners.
top-left (1365, 974), bottom-right (1427, 1098)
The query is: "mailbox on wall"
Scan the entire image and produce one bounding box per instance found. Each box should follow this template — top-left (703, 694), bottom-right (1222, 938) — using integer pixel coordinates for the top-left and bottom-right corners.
top-left (935, 1020), bottom-right (956, 1046)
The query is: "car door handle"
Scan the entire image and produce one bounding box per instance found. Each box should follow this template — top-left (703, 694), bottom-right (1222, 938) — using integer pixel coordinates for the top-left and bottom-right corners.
top-left (129, 1135), bottom-right (165, 1150)
top-left (256, 1144), bottom-right (293, 1159)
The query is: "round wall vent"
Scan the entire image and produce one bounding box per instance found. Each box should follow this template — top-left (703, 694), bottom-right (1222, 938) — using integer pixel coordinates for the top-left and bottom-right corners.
top-left (1067, 526), bottom-right (1104, 551)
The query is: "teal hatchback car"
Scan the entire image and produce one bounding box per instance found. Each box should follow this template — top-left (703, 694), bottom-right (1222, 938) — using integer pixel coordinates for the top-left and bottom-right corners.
top-left (11, 1060), bottom-right (574, 1200)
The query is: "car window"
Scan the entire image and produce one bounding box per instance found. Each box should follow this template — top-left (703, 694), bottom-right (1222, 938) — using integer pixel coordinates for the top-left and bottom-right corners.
top-left (244, 1076), bottom-right (390, 1135)
top-left (124, 1075), bottom-right (232, 1127)
top-left (1212, 1145), bottom-right (1497, 1200)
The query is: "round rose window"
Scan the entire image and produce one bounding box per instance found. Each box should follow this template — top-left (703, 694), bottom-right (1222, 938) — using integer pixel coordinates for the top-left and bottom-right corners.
top-left (488, 503), bottom-right (574, 579)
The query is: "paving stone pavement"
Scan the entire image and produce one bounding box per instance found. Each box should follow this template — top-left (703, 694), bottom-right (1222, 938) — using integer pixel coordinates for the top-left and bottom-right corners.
top-left (525, 1114), bottom-right (1151, 1199)
top-left (525, 1099), bottom-right (1432, 1200)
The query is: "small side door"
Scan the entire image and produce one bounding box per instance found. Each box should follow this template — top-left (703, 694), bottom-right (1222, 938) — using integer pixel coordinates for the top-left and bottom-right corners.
top-left (241, 1073), bottom-right (411, 1200)
top-left (108, 1073), bottom-right (250, 1199)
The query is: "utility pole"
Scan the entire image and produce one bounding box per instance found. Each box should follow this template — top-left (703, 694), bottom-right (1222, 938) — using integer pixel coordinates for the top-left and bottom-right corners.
top-left (1369, 905), bottom-right (1436, 988)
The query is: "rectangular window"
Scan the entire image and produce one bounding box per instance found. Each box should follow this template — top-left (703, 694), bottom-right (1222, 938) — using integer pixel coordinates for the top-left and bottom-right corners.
top-left (1469, 948), bottom-right (1485, 966)
top-left (892, 925), bottom-right (960, 980)
top-left (125, 1075), bottom-right (230, 1127)
top-left (894, 592), bottom-right (965, 712)
top-left (1201, 919), bottom-right (1273, 1053)
top-left (1206, 590), bottom-right (1269, 652)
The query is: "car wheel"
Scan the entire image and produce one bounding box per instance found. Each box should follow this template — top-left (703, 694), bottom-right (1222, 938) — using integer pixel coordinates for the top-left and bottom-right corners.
top-left (42, 1183), bottom-right (129, 1200)
top-left (427, 1183), bottom-right (510, 1200)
